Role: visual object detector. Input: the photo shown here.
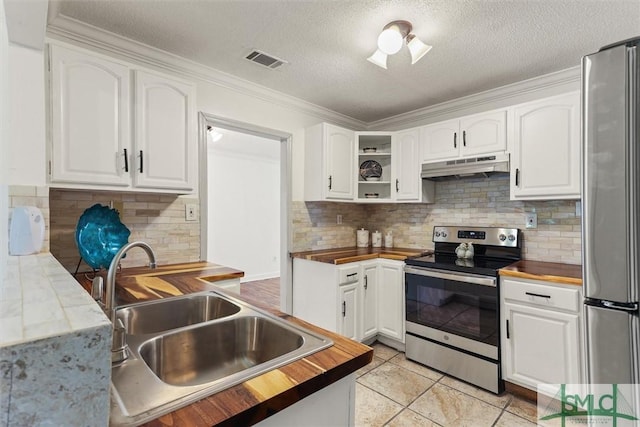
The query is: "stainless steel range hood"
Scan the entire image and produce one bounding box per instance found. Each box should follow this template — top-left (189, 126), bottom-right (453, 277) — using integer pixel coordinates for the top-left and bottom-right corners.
top-left (421, 153), bottom-right (510, 180)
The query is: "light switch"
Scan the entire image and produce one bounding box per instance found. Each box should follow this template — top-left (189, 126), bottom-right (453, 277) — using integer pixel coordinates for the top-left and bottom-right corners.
top-left (185, 204), bottom-right (197, 221)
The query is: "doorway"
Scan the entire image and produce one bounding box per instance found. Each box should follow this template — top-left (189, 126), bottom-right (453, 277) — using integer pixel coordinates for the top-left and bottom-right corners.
top-left (198, 113), bottom-right (292, 313)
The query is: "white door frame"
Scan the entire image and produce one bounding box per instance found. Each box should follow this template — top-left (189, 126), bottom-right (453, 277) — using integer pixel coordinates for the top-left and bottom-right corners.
top-left (198, 112), bottom-right (293, 314)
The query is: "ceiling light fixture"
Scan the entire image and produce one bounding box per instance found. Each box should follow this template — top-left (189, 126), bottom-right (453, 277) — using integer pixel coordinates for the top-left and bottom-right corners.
top-left (367, 20), bottom-right (432, 69)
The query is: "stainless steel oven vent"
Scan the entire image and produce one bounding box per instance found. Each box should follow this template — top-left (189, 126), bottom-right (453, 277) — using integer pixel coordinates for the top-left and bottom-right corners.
top-left (245, 50), bottom-right (287, 69)
top-left (421, 153), bottom-right (510, 180)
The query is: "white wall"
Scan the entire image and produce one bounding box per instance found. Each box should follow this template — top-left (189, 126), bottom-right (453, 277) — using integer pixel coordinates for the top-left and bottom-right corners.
top-left (0, 0), bottom-right (9, 275)
top-left (207, 129), bottom-right (280, 281)
top-left (7, 44), bottom-right (46, 185)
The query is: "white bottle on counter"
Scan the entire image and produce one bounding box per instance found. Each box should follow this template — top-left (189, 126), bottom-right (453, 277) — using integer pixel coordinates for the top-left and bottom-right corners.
top-left (384, 231), bottom-right (393, 248)
top-left (372, 230), bottom-right (382, 248)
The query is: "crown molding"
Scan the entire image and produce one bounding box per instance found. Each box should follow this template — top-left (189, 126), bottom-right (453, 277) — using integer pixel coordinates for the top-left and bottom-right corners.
top-left (46, 14), bottom-right (366, 130)
top-left (367, 66), bottom-right (581, 130)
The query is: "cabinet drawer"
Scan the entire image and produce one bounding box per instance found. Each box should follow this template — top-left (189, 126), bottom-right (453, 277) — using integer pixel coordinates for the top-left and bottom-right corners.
top-left (501, 278), bottom-right (580, 312)
top-left (338, 264), bottom-right (359, 285)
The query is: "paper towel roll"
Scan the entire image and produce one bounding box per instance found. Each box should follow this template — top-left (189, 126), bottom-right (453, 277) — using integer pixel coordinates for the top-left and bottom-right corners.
top-left (356, 228), bottom-right (369, 247)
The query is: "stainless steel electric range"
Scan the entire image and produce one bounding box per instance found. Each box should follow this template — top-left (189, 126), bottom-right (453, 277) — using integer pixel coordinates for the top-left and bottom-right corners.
top-left (404, 226), bottom-right (522, 394)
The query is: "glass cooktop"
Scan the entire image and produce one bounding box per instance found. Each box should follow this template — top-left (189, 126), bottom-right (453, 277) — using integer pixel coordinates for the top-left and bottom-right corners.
top-left (405, 253), bottom-right (517, 277)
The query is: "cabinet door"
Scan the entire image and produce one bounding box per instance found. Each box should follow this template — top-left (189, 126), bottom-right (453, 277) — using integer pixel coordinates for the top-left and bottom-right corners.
top-left (511, 92), bottom-right (580, 200)
top-left (459, 110), bottom-right (507, 156)
top-left (392, 129), bottom-right (421, 201)
top-left (338, 283), bottom-right (358, 340)
top-left (50, 44), bottom-right (131, 186)
top-left (377, 260), bottom-right (404, 341)
top-left (502, 301), bottom-right (581, 391)
top-left (361, 262), bottom-right (378, 340)
top-left (133, 70), bottom-right (195, 191)
top-left (419, 119), bottom-right (460, 162)
top-left (325, 124), bottom-right (354, 200)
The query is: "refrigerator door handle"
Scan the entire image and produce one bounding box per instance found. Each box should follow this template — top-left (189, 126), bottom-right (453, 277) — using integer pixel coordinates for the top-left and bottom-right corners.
top-left (585, 298), bottom-right (639, 312)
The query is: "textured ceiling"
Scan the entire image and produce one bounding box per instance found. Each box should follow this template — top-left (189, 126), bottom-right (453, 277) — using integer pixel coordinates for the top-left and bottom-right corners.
top-left (48, 0), bottom-right (640, 123)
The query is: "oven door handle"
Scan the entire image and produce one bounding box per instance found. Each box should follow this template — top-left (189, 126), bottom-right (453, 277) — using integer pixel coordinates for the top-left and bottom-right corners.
top-left (404, 266), bottom-right (497, 287)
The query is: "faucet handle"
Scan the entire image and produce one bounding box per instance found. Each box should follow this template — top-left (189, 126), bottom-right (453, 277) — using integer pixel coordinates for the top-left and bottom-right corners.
top-left (91, 276), bottom-right (104, 302)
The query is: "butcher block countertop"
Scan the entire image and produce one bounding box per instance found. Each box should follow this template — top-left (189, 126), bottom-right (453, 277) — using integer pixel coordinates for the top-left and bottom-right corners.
top-left (290, 246), bottom-right (432, 264)
top-left (499, 260), bottom-right (583, 286)
top-left (77, 262), bottom-right (373, 426)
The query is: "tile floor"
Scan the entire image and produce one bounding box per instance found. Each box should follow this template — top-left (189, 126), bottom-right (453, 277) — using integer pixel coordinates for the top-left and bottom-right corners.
top-left (355, 342), bottom-right (538, 426)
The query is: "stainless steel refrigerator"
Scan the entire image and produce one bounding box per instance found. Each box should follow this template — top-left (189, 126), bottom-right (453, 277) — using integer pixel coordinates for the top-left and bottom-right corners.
top-left (583, 36), bottom-right (640, 385)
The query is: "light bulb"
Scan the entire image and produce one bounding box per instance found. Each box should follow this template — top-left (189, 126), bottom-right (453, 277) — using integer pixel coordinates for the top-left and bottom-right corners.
top-left (377, 27), bottom-right (404, 55)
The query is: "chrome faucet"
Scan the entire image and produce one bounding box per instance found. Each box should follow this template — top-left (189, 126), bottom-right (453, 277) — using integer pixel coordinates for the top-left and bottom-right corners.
top-left (106, 241), bottom-right (157, 363)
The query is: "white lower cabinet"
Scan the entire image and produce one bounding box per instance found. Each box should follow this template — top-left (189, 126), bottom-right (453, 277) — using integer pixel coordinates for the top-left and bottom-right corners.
top-left (361, 261), bottom-right (379, 341)
top-left (377, 259), bottom-right (404, 341)
top-left (292, 258), bottom-right (404, 344)
top-left (338, 281), bottom-right (359, 340)
top-left (501, 277), bottom-right (583, 394)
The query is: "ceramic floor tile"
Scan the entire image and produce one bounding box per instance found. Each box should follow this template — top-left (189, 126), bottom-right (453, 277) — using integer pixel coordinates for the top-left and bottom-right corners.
top-left (506, 396), bottom-right (538, 423)
top-left (371, 342), bottom-right (399, 360)
top-left (388, 353), bottom-right (444, 381)
top-left (409, 383), bottom-right (502, 426)
top-left (385, 409), bottom-right (440, 427)
top-left (355, 383), bottom-right (404, 427)
top-left (439, 376), bottom-right (511, 408)
top-left (358, 362), bottom-right (435, 406)
top-left (495, 411), bottom-right (537, 427)
top-left (355, 355), bottom-right (385, 378)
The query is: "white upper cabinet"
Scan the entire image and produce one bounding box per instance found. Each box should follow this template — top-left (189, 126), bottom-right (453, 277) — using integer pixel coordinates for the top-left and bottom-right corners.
top-left (133, 70), bottom-right (195, 191)
top-left (48, 43), bottom-right (196, 193)
top-left (305, 123), bottom-right (355, 201)
top-left (511, 92), bottom-right (580, 200)
top-left (420, 110), bottom-right (507, 163)
top-left (49, 44), bottom-right (131, 187)
top-left (392, 128), bottom-right (422, 201)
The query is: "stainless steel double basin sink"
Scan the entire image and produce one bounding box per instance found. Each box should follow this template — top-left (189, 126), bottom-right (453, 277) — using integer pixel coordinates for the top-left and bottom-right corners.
top-left (109, 291), bottom-right (332, 426)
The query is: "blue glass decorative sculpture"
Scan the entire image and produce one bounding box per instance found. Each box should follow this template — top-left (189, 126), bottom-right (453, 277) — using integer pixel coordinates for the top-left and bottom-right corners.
top-left (75, 204), bottom-right (130, 269)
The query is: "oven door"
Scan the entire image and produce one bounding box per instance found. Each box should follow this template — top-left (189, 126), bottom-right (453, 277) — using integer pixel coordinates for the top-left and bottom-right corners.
top-left (404, 266), bottom-right (498, 360)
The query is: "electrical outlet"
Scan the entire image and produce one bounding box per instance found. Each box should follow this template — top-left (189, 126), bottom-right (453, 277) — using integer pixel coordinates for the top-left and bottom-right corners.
top-left (185, 204), bottom-right (197, 221)
top-left (575, 201), bottom-right (582, 217)
top-left (337, 214), bottom-right (343, 225)
top-left (525, 212), bottom-right (537, 229)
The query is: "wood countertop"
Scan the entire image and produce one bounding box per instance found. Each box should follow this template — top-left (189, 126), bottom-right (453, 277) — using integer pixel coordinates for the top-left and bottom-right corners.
top-left (499, 260), bottom-right (583, 286)
top-left (77, 262), bottom-right (373, 426)
top-left (290, 246), bottom-right (432, 264)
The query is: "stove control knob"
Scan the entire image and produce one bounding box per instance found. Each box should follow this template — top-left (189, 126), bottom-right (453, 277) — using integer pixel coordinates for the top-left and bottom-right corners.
top-left (499, 234), bottom-right (507, 241)
top-left (508, 234), bottom-right (516, 242)
top-left (441, 232), bottom-right (447, 238)
top-left (435, 231), bottom-right (441, 237)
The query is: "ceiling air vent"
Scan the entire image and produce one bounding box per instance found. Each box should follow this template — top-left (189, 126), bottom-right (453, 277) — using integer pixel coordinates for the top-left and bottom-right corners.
top-left (245, 50), bottom-right (287, 69)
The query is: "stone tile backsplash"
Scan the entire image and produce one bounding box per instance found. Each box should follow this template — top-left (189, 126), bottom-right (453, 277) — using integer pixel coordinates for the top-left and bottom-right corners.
top-left (49, 189), bottom-right (201, 273)
top-left (292, 175), bottom-right (582, 265)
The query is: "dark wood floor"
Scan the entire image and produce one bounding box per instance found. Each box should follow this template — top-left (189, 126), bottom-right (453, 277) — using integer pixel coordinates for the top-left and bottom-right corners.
top-left (241, 277), bottom-right (280, 308)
